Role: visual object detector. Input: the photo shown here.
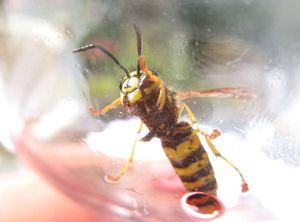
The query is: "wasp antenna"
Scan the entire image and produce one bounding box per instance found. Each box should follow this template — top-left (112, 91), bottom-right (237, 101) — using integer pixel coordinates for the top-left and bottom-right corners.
top-left (133, 24), bottom-right (142, 57)
top-left (73, 44), bottom-right (129, 77)
top-left (133, 24), bottom-right (142, 76)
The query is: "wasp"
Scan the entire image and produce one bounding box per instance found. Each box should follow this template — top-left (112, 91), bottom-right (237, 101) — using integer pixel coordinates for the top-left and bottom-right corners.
top-left (73, 24), bottom-right (250, 214)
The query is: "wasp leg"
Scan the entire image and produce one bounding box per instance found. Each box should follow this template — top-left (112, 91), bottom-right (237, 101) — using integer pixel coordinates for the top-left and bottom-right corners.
top-left (204, 137), bottom-right (249, 192)
top-left (139, 55), bottom-right (166, 111)
top-left (178, 103), bottom-right (249, 192)
top-left (177, 103), bottom-right (221, 139)
top-left (105, 123), bottom-right (154, 182)
top-left (137, 120), bottom-right (144, 134)
top-left (90, 98), bottom-right (121, 116)
top-left (105, 138), bottom-right (139, 182)
top-left (155, 83), bottom-right (166, 111)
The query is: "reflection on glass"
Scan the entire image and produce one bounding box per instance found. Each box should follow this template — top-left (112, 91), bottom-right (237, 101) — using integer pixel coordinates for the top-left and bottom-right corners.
top-left (1, 1), bottom-right (300, 221)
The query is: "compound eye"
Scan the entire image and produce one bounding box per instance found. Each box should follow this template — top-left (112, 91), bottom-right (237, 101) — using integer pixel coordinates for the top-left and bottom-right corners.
top-left (122, 77), bottom-right (139, 93)
top-left (127, 77), bottom-right (139, 88)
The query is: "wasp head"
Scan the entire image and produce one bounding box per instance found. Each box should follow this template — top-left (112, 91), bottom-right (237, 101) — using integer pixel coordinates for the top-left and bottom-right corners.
top-left (72, 24), bottom-right (146, 108)
top-left (120, 70), bottom-right (147, 107)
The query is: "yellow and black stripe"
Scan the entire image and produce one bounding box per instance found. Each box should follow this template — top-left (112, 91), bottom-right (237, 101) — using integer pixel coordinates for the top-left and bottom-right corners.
top-left (161, 121), bottom-right (217, 195)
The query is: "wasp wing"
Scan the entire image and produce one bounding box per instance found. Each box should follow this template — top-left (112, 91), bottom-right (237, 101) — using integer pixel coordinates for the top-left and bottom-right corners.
top-left (175, 87), bottom-right (256, 100)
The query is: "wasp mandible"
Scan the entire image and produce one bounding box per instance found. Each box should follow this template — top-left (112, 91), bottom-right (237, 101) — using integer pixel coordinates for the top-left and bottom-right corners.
top-left (73, 24), bottom-right (250, 214)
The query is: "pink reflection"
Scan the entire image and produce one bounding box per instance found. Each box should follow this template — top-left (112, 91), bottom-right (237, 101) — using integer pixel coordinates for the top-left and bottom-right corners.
top-left (13, 121), bottom-right (276, 222)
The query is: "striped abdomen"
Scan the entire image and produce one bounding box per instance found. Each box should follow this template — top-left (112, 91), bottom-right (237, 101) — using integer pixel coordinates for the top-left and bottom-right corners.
top-left (160, 122), bottom-right (217, 195)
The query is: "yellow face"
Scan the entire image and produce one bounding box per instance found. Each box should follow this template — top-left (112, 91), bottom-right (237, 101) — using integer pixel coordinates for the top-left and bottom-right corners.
top-left (120, 71), bottom-right (143, 107)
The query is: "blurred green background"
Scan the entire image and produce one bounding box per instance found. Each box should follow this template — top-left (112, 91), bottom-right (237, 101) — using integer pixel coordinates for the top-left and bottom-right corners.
top-left (1, 0), bottom-right (300, 165)
top-left (1, 0), bottom-right (298, 104)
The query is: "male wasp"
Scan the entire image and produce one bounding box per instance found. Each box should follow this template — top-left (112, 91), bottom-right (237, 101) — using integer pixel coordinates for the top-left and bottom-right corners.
top-left (73, 24), bottom-right (250, 214)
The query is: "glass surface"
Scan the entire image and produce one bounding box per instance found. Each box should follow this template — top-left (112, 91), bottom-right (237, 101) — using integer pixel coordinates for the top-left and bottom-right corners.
top-left (1, 0), bottom-right (300, 221)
